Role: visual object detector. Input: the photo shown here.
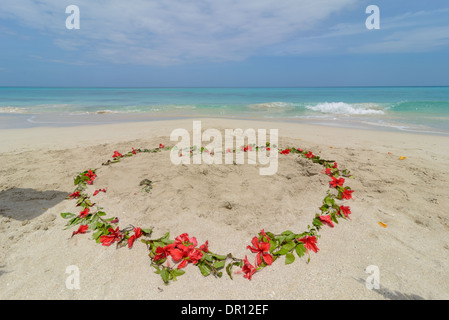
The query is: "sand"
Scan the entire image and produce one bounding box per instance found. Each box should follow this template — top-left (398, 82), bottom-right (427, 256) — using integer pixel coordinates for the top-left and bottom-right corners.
top-left (1, 118), bottom-right (449, 300)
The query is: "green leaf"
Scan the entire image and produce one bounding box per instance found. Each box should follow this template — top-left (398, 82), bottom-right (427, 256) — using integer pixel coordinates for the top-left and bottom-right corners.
top-left (152, 241), bottom-right (164, 249)
top-left (285, 233), bottom-right (297, 241)
top-left (141, 228), bottom-right (153, 235)
top-left (172, 269), bottom-right (185, 278)
top-left (170, 268), bottom-right (185, 281)
top-left (295, 243), bottom-right (306, 258)
top-left (276, 236), bottom-right (286, 244)
top-left (275, 241), bottom-right (296, 255)
top-left (60, 212), bottom-right (75, 219)
top-left (68, 216), bottom-right (81, 226)
top-left (213, 260), bottom-right (226, 269)
top-left (283, 241), bottom-right (296, 251)
top-left (202, 253), bottom-right (213, 262)
top-left (266, 231), bottom-right (276, 240)
top-left (312, 217), bottom-right (323, 228)
top-left (331, 213), bottom-right (339, 224)
top-left (226, 263), bottom-right (234, 280)
top-left (226, 261), bottom-right (241, 280)
top-left (198, 263), bottom-right (211, 277)
top-left (211, 254), bottom-right (227, 260)
top-left (160, 268), bottom-right (170, 284)
top-left (92, 229), bottom-right (103, 241)
top-left (152, 265), bottom-right (161, 274)
top-left (88, 217), bottom-right (98, 230)
top-left (324, 195), bottom-right (334, 206)
top-left (269, 240), bottom-right (277, 253)
top-left (160, 232), bottom-right (171, 243)
top-left (285, 252), bottom-right (295, 265)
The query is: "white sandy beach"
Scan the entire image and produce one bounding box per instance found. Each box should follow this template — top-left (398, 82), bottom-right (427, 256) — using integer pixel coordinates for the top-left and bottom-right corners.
top-left (1, 118), bottom-right (449, 300)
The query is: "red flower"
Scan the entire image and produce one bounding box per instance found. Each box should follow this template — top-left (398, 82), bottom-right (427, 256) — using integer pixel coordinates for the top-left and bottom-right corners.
top-left (199, 240), bottom-right (209, 253)
top-left (341, 189), bottom-right (354, 200)
top-left (79, 208), bottom-right (89, 218)
top-left (280, 148), bottom-right (291, 155)
top-left (154, 244), bottom-right (175, 261)
top-left (247, 236), bottom-right (273, 266)
top-left (99, 227), bottom-right (122, 246)
top-left (93, 188), bottom-right (106, 196)
top-left (339, 205), bottom-right (352, 218)
top-left (153, 233), bottom-right (205, 269)
top-left (242, 145), bottom-right (252, 152)
top-left (175, 233), bottom-right (197, 246)
top-left (266, 147), bottom-right (271, 151)
top-left (132, 147), bottom-right (137, 155)
top-left (85, 169), bottom-right (95, 178)
top-left (84, 170), bottom-right (97, 185)
top-left (173, 244), bottom-right (204, 269)
top-left (260, 229), bottom-right (270, 242)
top-left (177, 259), bottom-right (189, 269)
top-left (187, 247), bottom-right (203, 265)
top-left (68, 191), bottom-right (80, 199)
top-left (112, 151), bottom-right (122, 158)
top-left (298, 235), bottom-right (319, 253)
top-left (169, 244), bottom-right (189, 262)
top-left (159, 144), bottom-right (165, 149)
top-left (323, 168), bottom-right (333, 176)
top-left (154, 246), bottom-right (167, 261)
top-left (72, 224), bottom-right (88, 237)
top-left (333, 162), bottom-right (338, 168)
top-left (297, 148), bottom-right (303, 152)
top-left (127, 227), bottom-right (143, 249)
top-left (226, 148), bottom-right (232, 153)
top-left (319, 215), bottom-right (334, 227)
top-left (242, 256), bottom-right (257, 280)
top-left (175, 246), bottom-right (203, 269)
top-left (305, 151), bottom-right (314, 159)
top-left (110, 217), bottom-right (119, 224)
top-left (329, 176), bottom-right (345, 188)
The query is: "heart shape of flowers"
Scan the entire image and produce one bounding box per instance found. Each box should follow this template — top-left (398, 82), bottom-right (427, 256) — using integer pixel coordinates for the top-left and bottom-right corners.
top-left (61, 142), bottom-right (354, 284)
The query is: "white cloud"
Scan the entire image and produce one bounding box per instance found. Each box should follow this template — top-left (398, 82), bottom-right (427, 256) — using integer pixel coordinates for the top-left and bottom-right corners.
top-left (0, 0), bottom-right (357, 65)
top-left (349, 26), bottom-right (449, 54)
top-left (275, 7), bottom-right (449, 56)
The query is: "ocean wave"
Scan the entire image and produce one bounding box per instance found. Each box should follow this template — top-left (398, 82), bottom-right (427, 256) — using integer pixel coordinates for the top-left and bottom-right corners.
top-left (247, 102), bottom-right (296, 111)
top-left (89, 109), bottom-right (127, 114)
top-left (0, 106), bottom-right (31, 114)
top-left (305, 102), bottom-right (385, 115)
top-left (174, 105), bottom-right (197, 110)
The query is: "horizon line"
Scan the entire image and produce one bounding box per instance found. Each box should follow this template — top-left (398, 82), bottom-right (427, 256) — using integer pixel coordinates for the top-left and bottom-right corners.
top-left (1, 85), bottom-right (449, 89)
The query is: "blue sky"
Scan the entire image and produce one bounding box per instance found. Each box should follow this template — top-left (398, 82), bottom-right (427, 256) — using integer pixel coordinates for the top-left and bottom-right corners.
top-left (0, 0), bottom-right (448, 87)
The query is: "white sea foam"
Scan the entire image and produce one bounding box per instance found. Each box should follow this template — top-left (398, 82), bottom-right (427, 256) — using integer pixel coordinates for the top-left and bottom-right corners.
top-left (248, 102), bottom-right (295, 111)
top-left (92, 109), bottom-right (121, 114)
top-left (0, 106), bottom-right (31, 114)
top-left (305, 102), bottom-right (385, 115)
top-left (174, 105), bottom-right (197, 110)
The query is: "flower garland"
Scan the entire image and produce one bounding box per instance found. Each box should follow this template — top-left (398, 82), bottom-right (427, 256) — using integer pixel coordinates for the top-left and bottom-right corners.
top-left (61, 143), bottom-right (354, 284)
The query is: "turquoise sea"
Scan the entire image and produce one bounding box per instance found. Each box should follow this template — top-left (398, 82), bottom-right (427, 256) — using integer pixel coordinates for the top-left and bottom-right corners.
top-left (0, 87), bottom-right (448, 135)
